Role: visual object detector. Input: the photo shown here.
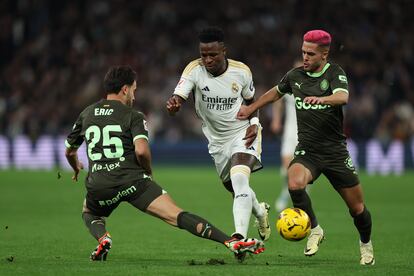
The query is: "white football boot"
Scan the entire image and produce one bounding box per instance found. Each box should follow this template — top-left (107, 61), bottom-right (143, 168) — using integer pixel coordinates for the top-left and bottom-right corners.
top-left (304, 225), bottom-right (324, 256)
top-left (359, 240), bottom-right (375, 265)
top-left (254, 202), bottom-right (271, 241)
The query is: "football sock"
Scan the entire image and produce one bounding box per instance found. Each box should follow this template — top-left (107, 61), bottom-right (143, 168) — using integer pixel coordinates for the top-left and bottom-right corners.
top-left (250, 187), bottom-right (265, 218)
top-left (82, 212), bottom-right (107, 240)
top-left (289, 188), bottom-right (318, 228)
top-left (351, 206), bottom-right (372, 243)
top-left (177, 211), bottom-right (231, 244)
top-left (231, 165), bottom-right (253, 237)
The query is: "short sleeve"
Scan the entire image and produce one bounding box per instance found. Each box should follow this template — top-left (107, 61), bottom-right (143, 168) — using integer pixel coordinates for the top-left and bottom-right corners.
top-left (65, 115), bottom-right (84, 148)
top-left (241, 70), bottom-right (255, 100)
top-left (131, 111), bottom-right (149, 142)
top-left (276, 72), bottom-right (292, 95)
top-left (173, 60), bottom-right (199, 100)
top-left (330, 66), bottom-right (349, 94)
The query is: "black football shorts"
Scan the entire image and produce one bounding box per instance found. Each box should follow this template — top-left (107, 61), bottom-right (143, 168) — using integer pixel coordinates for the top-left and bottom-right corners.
top-left (290, 144), bottom-right (360, 189)
top-left (85, 178), bottom-right (164, 217)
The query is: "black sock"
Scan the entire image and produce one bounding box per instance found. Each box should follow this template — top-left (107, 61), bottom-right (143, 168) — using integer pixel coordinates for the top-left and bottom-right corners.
top-left (289, 189), bottom-right (318, 228)
top-left (351, 206), bottom-right (372, 243)
top-left (177, 211), bottom-right (231, 244)
top-left (82, 212), bottom-right (107, 240)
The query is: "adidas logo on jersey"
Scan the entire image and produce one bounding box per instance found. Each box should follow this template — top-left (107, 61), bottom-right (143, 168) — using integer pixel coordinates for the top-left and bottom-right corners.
top-left (201, 86), bottom-right (210, 92)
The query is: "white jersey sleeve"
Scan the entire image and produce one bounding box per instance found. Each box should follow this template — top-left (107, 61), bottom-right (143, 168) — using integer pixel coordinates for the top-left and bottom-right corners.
top-left (240, 66), bottom-right (255, 100)
top-left (173, 59), bottom-right (201, 100)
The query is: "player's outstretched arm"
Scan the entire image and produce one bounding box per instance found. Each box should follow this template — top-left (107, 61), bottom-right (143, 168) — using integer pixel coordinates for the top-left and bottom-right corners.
top-left (304, 90), bottom-right (348, 106)
top-left (134, 138), bottom-right (153, 177)
top-left (166, 95), bottom-right (185, 116)
top-left (65, 147), bottom-right (84, 181)
top-left (237, 86), bottom-right (282, 120)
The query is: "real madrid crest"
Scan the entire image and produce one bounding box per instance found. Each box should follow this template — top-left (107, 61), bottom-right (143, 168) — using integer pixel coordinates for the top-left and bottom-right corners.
top-left (320, 79), bottom-right (329, 91)
top-left (232, 82), bottom-right (239, 94)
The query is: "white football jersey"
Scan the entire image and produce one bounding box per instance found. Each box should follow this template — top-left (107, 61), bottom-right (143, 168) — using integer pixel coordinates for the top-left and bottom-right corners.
top-left (174, 58), bottom-right (255, 144)
top-left (283, 94), bottom-right (298, 139)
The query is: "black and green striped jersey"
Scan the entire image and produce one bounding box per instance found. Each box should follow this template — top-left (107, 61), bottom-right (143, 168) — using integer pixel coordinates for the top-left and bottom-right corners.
top-left (277, 63), bottom-right (349, 149)
top-left (65, 99), bottom-right (149, 190)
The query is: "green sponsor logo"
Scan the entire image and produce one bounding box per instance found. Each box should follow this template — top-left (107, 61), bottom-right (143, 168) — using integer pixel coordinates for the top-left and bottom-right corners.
top-left (99, 185), bottom-right (137, 206)
top-left (320, 79), bottom-right (329, 91)
top-left (295, 97), bottom-right (331, 110)
top-left (338, 75), bottom-right (348, 83)
top-left (294, 150), bottom-right (306, 156)
top-left (345, 156), bottom-right (355, 171)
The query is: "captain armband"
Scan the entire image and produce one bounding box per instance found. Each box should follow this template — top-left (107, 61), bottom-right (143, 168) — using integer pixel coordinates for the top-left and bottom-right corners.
top-left (249, 117), bottom-right (260, 126)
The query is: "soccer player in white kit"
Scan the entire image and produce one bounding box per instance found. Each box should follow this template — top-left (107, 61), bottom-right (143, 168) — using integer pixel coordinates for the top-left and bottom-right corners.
top-left (271, 93), bottom-right (298, 212)
top-left (166, 27), bottom-right (270, 260)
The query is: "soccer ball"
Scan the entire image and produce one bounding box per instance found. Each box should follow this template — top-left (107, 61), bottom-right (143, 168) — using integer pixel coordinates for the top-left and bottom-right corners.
top-left (276, 208), bottom-right (311, 241)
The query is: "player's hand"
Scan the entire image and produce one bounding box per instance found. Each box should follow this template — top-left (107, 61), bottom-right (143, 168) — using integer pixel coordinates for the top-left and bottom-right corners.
top-left (243, 125), bottom-right (258, 148)
top-left (237, 105), bottom-right (252, 120)
top-left (304, 96), bottom-right (324, 105)
top-left (166, 95), bottom-right (182, 115)
top-left (72, 162), bottom-right (84, 182)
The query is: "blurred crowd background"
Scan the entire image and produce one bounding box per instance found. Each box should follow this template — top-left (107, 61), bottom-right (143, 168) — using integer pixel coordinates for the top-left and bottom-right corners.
top-left (1, 0), bottom-right (413, 143)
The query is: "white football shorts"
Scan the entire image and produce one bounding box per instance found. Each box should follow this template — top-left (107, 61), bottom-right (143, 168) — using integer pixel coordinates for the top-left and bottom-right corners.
top-left (281, 123), bottom-right (298, 157)
top-left (208, 126), bottom-right (263, 183)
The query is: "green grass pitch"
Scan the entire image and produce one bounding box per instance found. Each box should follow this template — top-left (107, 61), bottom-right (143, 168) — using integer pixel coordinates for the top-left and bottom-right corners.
top-left (1, 166), bottom-right (414, 275)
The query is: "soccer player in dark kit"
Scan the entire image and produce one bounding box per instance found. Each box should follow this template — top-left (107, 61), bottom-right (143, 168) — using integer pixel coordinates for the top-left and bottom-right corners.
top-left (237, 30), bottom-right (375, 265)
top-left (65, 66), bottom-right (264, 261)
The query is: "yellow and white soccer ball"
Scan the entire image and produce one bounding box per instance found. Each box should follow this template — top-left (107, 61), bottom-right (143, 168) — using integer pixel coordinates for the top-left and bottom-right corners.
top-left (276, 208), bottom-right (311, 241)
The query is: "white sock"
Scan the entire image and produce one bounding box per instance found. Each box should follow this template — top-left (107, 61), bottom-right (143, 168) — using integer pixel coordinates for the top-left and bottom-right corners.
top-left (251, 187), bottom-right (265, 218)
top-left (231, 165), bottom-right (253, 238)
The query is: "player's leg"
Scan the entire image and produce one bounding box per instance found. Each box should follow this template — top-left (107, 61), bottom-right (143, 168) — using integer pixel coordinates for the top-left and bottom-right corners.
top-left (275, 154), bottom-right (293, 212)
top-left (337, 184), bottom-right (374, 265)
top-left (287, 162), bottom-right (318, 228)
top-left (82, 199), bottom-right (108, 240)
top-left (325, 148), bottom-right (374, 265)
top-left (231, 152), bottom-right (270, 241)
top-left (129, 179), bottom-right (265, 257)
top-left (82, 192), bottom-right (117, 261)
top-left (288, 161), bottom-right (324, 256)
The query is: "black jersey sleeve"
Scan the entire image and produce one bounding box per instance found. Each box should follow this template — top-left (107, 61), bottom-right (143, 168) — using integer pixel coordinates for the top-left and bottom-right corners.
top-left (131, 111), bottom-right (149, 143)
top-left (65, 113), bottom-right (84, 148)
top-left (276, 71), bottom-right (293, 95)
top-left (330, 65), bottom-right (349, 94)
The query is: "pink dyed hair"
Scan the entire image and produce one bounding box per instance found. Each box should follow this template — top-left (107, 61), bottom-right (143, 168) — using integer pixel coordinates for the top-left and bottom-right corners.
top-left (303, 30), bottom-right (331, 46)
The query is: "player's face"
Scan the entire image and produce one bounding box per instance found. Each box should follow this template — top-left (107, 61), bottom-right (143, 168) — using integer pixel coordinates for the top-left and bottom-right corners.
top-left (302, 41), bottom-right (328, 72)
top-left (199, 42), bottom-right (227, 75)
top-left (125, 81), bottom-right (137, 107)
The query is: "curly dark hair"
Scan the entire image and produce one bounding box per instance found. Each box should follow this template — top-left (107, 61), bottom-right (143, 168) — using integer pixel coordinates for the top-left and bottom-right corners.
top-left (198, 26), bottom-right (224, 43)
top-left (103, 66), bottom-right (137, 94)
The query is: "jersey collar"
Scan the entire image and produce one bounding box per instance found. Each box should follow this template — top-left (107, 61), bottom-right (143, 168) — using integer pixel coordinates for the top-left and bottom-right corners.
top-left (306, 63), bottom-right (330, 78)
top-left (208, 59), bottom-right (229, 77)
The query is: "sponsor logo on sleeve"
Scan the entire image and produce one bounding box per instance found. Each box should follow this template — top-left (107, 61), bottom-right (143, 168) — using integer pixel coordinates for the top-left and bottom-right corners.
top-left (143, 120), bottom-right (148, 131)
top-left (177, 78), bottom-right (185, 88)
top-left (249, 80), bottom-right (254, 91)
top-left (338, 75), bottom-right (348, 83)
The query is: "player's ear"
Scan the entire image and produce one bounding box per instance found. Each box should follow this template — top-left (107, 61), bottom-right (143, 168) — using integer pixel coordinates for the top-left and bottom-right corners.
top-left (320, 46), bottom-right (329, 61)
top-left (120, 84), bottom-right (128, 95)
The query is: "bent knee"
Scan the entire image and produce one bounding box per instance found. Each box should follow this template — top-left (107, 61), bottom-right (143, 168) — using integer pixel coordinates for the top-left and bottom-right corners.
top-left (288, 177), bottom-right (307, 190)
top-left (349, 203), bottom-right (365, 216)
